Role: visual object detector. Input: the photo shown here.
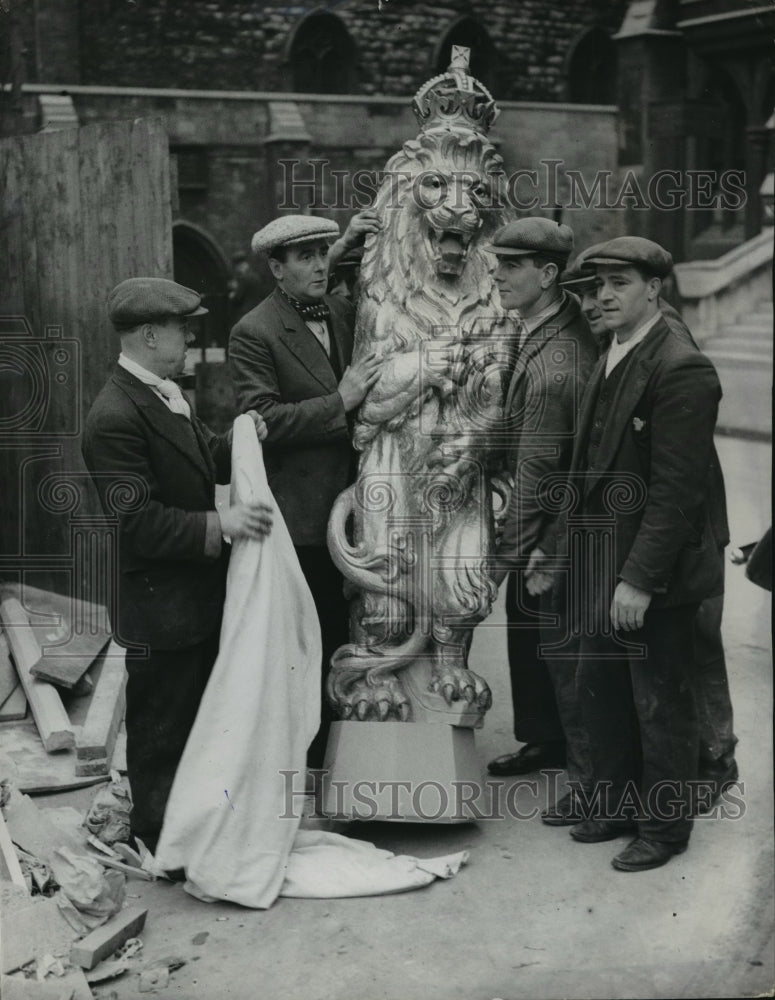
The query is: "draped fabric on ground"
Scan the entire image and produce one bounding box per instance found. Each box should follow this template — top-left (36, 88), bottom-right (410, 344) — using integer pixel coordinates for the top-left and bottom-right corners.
top-left (279, 830), bottom-right (468, 898)
top-left (156, 415), bottom-right (469, 908)
top-left (155, 414), bottom-right (322, 908)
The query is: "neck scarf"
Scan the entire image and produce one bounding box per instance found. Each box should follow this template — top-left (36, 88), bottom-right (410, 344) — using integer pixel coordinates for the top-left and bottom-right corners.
top-left (278, 286), bottom-right (330, 321)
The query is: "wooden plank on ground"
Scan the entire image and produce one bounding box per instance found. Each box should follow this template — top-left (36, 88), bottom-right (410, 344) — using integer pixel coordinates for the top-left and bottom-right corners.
top-left (0, 810), bottom-right (27, 889)
top-left (0, 726), bottom-right (105, 795)
top-left (75, 648), bottom-right (126, 762)
top-left (0, 630), bottom-right (27, 721)
top-left (2, 584), bottom-right (111, 691)
top-left (0, 599), bottom-right (73, 752)
top-left (70, 906), bottom-right (148, 970)
top-left (111, 727), bottom-right (127, 773)
top-left (3, 790), bottom-right (85, 866)
top-left (0, 685), bottom-right (28, 723)
top-left (0, 631), bottom-right (21, 705)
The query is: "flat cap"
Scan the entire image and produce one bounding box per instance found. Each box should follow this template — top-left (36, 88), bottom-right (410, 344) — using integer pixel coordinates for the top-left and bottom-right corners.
top-left (485, 217), bottom-right (574, 258)
top-left (585, 236), bottom-right (673, 278)
top-left (107, 277), bottom-right (207, 328)
top-left (251, 215), bottom-right (340, 255)
top-left (559, 242), bottom-right (607, 288)
top-left (334, 245), bottom-right (364, 269)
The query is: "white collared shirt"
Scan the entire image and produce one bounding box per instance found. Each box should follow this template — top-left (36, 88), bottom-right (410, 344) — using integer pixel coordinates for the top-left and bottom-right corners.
top-left (118, 353), bottom-right (191, 418)
top-left (305, 319), bottom-right (331, 357)
top-left (605, 312), bottom-right (661, 378)
top-left (520, 297), bottom-right (563, 336)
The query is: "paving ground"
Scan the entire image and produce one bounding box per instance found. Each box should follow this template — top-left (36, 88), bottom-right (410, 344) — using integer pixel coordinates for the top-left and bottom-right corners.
top-left (45, 433), bottom-right (772, 1000)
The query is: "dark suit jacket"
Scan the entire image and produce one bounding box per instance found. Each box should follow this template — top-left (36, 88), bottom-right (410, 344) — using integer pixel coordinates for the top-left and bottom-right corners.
top-left (499, 292), bottom-right (600, 562)
top-left (229, 288), bottom-right (355, 546)
top-left (568, 315), bottom-right (728, 609)
top-left (82, 365), bottom-right (231, 650)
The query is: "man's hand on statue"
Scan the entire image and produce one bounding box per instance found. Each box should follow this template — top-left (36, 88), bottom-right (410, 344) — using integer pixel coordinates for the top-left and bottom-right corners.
top-left (341, 209), bottom-right (382, 248)
top-left (245, 409), bottom-right (268, 441)
top-left (525, 570), bottom-right (553, 596)
top-left (338, 352), bottom-right (381, 411)
top-left (219, 502), bottom-right (273, 541)
top-left (524, 547), bottom-right (553, 596)
top-left (610, 580), bottom-right (652, 632)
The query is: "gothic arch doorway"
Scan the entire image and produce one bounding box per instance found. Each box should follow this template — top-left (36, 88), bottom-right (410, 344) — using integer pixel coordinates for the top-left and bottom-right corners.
top-left (172, 221), bottom-right (231, 350)
top-left (566, 26), bottom-right (617, 105)
top-left (433, 17), bottom-right (496, 90)
top-left (286, 12), bottom-right (356, 94)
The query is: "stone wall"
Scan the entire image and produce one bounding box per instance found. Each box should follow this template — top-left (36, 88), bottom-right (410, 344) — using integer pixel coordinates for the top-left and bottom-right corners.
top-left (29, 86), bottom-right (618, 272)
top-left (31, 0), bottom-right (627, 102)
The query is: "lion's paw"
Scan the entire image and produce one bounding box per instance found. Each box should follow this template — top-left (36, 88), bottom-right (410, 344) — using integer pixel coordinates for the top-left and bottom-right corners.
top-left (336, 675), bottom-right (411, 722)
top-left (429, 667), bottom-right (491, 710)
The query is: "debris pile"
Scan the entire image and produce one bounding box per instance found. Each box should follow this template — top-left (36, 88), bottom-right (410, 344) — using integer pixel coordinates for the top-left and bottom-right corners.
top-left (0, 586), bottom-right (188, 995)
top-left (0, 585), bottom-right (125, 792)
top-left (0, 781), bottom-right (185, 996)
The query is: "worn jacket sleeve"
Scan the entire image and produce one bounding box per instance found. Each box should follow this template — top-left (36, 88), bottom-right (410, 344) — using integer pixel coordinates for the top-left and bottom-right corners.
top-left (619, 354), bottom-right (721, 592)
top-left (228, 321), bottom-right (349, 446)
top-left (195, 415), bottom-right (232, 484)
top-left (83, 413), bottom-right (220, 563)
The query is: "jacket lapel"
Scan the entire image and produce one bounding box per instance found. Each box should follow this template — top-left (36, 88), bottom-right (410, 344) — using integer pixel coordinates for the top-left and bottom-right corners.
top-left (570, 355), bottom-right (606, 475)
top-left (111, 367), bottom-right (212, 481)
top-left (273, 290), bottom-right (338, 393)
top-left (327, 298), bottom-right (352, 376)
top-left (582, 318), bottom-right (671, 494)
top-left (505, 294), bottom-right (572, 415)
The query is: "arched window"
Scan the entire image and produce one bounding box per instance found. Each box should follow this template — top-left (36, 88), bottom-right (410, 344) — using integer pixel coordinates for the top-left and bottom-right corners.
top-left (288, 13), bottom-right (355, 95)
top-left (434, 17), bottom-right (496, 90)
top-left (567, 27), bottom-right (617, 105)
top-left (172, 222), bottom-right (230, 350)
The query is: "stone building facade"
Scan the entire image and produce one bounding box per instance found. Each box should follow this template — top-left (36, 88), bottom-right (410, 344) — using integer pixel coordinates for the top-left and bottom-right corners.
top-left (26, 0), bottom-right (626, 104)
top-left (2, 0), bottom-right (772, 352)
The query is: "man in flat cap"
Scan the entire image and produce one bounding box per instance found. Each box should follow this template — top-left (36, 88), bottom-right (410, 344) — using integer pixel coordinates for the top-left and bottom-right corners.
top-left (229, 215), bottom-right (380, 767)
top-left (551, 236), bottom-right (728, 870)
top-left (561, 246), bottom-right (738, 811)
top-left (485, 217), bottom-right (600, 817)
top-left (83, 277), bottom-right (272, 855)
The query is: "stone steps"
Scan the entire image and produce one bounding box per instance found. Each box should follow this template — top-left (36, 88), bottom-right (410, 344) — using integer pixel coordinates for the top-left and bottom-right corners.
top-left (702, 298), bottom-right (773, 371)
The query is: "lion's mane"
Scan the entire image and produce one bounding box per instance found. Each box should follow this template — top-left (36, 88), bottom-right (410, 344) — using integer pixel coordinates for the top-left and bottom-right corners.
top-left (354, 128), bottom-right (509, 358)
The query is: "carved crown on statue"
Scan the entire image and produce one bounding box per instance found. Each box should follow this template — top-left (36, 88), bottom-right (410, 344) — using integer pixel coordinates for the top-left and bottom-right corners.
top-left (412, 45), bottom-right (500, 135)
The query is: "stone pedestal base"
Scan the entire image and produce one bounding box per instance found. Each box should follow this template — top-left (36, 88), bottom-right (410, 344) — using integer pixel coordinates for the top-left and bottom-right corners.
top-left (320, 721), bottom-right (483, 823)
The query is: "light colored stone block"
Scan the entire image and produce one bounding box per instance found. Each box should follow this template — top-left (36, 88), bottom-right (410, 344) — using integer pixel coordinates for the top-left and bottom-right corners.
top-left (321, 721), bottom-right (483, 823)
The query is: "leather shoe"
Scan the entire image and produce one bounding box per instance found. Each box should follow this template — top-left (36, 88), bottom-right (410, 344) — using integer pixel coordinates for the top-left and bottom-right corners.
top-left (541, 791), bottom-right (584, 827)
top-left (570, 818), bottom-right (636, 843)
top-left (612, 837), bottom-right (688, 872)
top-left (487, 742), bottom-right (566, 776)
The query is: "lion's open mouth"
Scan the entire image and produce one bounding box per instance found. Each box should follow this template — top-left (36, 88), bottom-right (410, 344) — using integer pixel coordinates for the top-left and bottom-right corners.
top-left (428, 228), bottom-right (473, 277)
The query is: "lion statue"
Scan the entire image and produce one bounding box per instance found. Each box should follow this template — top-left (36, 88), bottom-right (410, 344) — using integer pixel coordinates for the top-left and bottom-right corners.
top-left (327, 49), bottom-right (515, 726)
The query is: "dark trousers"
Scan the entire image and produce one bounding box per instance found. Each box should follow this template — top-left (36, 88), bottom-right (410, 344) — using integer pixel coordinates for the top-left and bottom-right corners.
top-left (295, 545), bottom-right (350, 769)
top-left (577, 603), bottom-right (699, 844)
top-left (124, 626), bottom-right (220, 851)
top-left (505, 573), bottom-right (565, 748)
top-left (694, 592), bottom-right (737, 780)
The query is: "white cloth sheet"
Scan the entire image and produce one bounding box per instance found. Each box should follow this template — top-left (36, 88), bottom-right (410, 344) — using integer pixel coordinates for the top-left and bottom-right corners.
top-left (155, 414), bottom-right (469, 908)
top-left (154, 414), bottom-right (322, 907)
